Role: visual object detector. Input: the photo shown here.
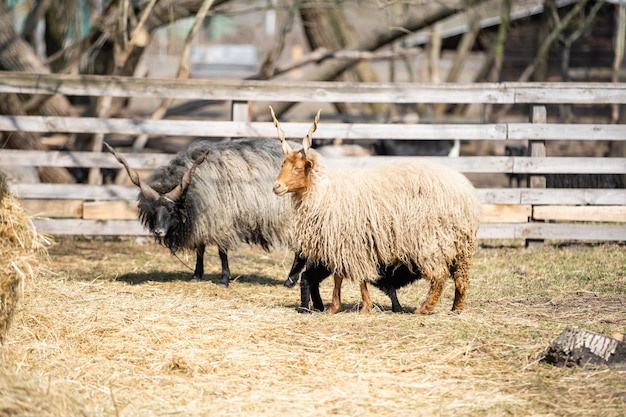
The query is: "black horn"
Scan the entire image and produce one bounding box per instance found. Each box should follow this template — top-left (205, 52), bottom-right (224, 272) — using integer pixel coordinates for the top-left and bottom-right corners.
top-left (104, 142), bottom-right (159, 201)
top-left (163, 148), bottom-right (211, 201)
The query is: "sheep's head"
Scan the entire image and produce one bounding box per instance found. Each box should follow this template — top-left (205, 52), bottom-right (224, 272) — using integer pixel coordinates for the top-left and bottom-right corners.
top-left (269, 106), bottom-right (321, 197)
top-left (104, 142), bottom-right (209, 242)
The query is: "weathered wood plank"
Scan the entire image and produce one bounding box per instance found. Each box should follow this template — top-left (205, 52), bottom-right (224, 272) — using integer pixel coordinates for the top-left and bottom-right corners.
top-left (32, 219), bottom-right (148, 236)
top-left (2, 151), bottom-right (514, 173)
top-left (0, 150), bottom-right (171, 169)
top-left (323, 156), bottom-right (514, 173)
top-left (520, 189), bottom-right (626, 205)
top-left (13, 184), bottom-right (138, 200)
top-left (478, 224), bottom-right (519, 239)
top-left (10, 184), bottom-right (626, 206)
top-left (481, 204), bottom-right (532, 223)
top-left (509, 123), bottom-right (626, 141)
top-left (3, 152), bottom-right (623, 176)
top-left (3, 116), bottom-right (626, 142)
top-left (511, 84), bottom-right (626, 104)
top-left (478, 223), bottom-right (626, 241)
top-left (19, 199), bottom-right (83, 218)
top-left (476, 189), bottom-right (522, 204)
top-left (2, 73), bottom-right (626, 104)
top-left (513, 157), bottom-right (626, 174)
top-left (516, 223), bottom-right (626, 241)
top-left (0, 116), bottom-right (510, 140)
top-left (0, 72), bottom-right (514, 103)
top-left (83, 201), bottom-right (138, 220)
top-left (533, 206), bottom-right (626, 222)
top-left (29, 219), bottom-right (626, 241)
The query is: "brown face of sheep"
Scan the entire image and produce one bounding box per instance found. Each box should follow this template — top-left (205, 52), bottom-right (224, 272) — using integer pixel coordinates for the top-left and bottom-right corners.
top-left (273, 151), bottom-right (315, 196)
top-left (269, 106), bottom-right (321, 197)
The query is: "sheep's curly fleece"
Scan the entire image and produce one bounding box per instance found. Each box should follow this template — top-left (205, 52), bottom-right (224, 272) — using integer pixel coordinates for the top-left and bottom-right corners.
top-left (291, 160), bottom-right (481, 283)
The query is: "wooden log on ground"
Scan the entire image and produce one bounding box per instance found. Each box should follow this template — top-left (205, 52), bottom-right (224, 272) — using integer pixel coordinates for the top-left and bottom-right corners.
top-left (542, 326), bottom-right (626, 370)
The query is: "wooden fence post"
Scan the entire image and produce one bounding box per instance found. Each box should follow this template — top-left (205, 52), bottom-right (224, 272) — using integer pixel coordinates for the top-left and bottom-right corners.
top-left (526, 105), bottom-right (546, 248)
top-left (227, 100), bottom-right (250, 141)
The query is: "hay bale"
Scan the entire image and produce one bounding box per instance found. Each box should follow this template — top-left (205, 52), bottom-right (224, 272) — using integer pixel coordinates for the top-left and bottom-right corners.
top-left (0, 170), bottom-right (49, 343)
top-left (0, 370), bottom-right (88, 417)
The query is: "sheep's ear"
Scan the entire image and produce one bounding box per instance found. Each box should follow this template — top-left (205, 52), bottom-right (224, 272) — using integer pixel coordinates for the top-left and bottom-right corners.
top-left (302, 109), bottom-right (321, 155)
top-left (269, 106), bottom-right (292, 155)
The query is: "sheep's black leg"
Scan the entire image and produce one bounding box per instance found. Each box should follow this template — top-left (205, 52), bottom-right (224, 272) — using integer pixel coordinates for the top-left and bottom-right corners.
top-left (384, 285), bottom-right (404, 313)
top-left (296, 263), bottom-right (331, 313)
top-left (298, 272), bottom-right (312, 313)
top-left (192, 244), bottom-right (205, 281)
top-left (284, 251), bottom-right (306, 288)
top-left (218, 248), bottom-right (231, 287)
top-left (306, 263), bottom-right (331, 312)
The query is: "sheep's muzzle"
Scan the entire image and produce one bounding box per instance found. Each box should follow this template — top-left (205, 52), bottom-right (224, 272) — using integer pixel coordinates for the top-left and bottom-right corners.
top-left (273, 181), bottom-right (288, 196)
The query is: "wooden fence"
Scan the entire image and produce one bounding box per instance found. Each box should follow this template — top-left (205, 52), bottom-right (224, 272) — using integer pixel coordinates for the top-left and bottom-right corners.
top-left (0, 71), bottom-right (625, 243)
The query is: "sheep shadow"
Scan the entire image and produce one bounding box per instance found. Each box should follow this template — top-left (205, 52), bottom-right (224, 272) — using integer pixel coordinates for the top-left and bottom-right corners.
top-left (283, 300), bottom-right (418, 314)
top-left (116, 272), bottom-right (285, 286)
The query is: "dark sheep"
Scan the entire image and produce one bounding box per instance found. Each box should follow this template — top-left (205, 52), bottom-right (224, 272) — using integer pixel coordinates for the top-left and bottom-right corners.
top-left (105, 139), bottom-right (300, 287)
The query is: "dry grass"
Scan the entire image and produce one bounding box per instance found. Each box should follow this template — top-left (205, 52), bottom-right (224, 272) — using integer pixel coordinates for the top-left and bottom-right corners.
top-left (1, 236), bottom-right (625, 416)
top-left (0, 172), bottom-right (49, 343)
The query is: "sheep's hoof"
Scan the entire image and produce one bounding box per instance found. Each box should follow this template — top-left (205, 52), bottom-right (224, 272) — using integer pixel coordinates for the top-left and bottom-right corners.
top-left (417, 307), bottom-right (435, 315)
top-left (296, 306), bottom-right (314, 314)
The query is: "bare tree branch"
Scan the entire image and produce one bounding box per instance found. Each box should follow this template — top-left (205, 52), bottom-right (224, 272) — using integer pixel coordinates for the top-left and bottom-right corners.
top-left (261, 0), bottom-right (489, 120)
top-left (494, 0), bottom-right (591, 121)
top-left (127, 0), bottom-right (216, 156)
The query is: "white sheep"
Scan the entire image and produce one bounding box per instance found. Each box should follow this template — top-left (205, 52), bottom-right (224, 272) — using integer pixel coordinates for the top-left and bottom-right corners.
top-left (270, 107), bottom-right (482, 314)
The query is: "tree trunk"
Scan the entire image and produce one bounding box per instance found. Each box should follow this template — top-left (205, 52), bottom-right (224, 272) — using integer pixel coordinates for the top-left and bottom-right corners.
top-left (542, 326), bottom-right (626, 370)
top-left (0, 94), bottom-right (75, 184)
top-left (299, 0), bottom-right (382, 116)
top-left (0, 2), bottom-right (73, 118)
top-left (434, 11), bottom-right (482, 116)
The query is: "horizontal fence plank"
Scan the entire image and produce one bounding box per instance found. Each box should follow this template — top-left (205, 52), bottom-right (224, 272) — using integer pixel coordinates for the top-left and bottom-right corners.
top-left (0, 116), bottom-right (510, 140)
top-left (20, 199), bottom-right (83, 218)
top-left (83, 201), bottom-right (138, 220)
top-left (325, 156), bottom-right (626, 174)
top-left (11, 185), bottom-right (626, 206)
top-left (533, 206), bottom-right (626, 222)
top-left (508, 123), bottom-right (626, 141)
top-left (4, 151), bottom-right (622, 174)
top-left (478, 223), bottom-right (626, 241)
top-left (519, 189), bottom-right (626, 205)
top-left (21, 200), bottom-right (532, 223)
top-left (511, 157), bottom-right (626, 174)
top-left (0, 72), bottom-right (509, 103)
top-left (32, 219), bottom-right (148, 236)
top-left (512, 84), bottom-right (626, 104)
top-left (1, 116), bottom-right (625, 141)
top-left (13, 183), bottom-right (138, 200)
top-left (30, 219), bottom-right (626, 242)
top-left (2, 72), bottom-right (626, 104)
top-left (481, 204), bottom-right (532, 223)
top-left (0, 150), bottom-right (172, 169)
